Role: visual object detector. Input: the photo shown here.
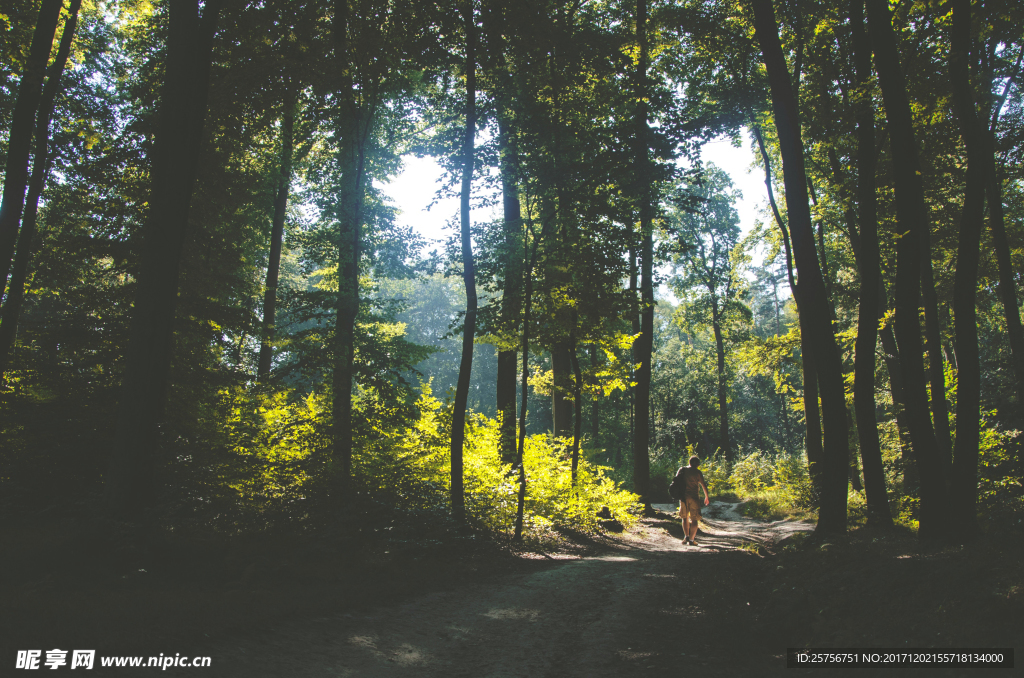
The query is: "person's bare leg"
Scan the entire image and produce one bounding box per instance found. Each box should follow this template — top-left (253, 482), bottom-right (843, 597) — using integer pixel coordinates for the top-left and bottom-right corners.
top-left (680, 501), bottom-right (692, 543)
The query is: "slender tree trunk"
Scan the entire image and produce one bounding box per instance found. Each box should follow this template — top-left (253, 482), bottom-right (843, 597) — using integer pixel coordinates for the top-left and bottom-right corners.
top-left (754, 124), bottom-right (823, 491)
top-left (0, 0), bottom-right (81, 381)
top-left (813, 199), bottom-right (837, 319)
top-left (771, 275), bottom-right (792, 451)
top-left (751, 0), bottom-right (848, 532)
top-left (628, 242), bottom-right (638, 467)
top-left (480, 1), bottom-right (521, 466)
top-left (513, 292), bottom-right (531, 540)
top-left (551, 343), bottom-right (574, 438)
top-left (451, 0), bottom-right (478, 523)
top-left (331, 0), bottom-right (372, 492)
top-left (495, 122), bottom-right (522, 466)
top-left (753, 126), bottom-right (796, 292)
top-left (842, 219), bottom-right (912, 474)
top-left (710, 300), bottom-right (730, 462)
top-left (590, 343), bottom-right (599, 449)
top-left (0, 0), bottom-right (62, 296)
top-left (106, 0), bottom-right (221, 515)
top-left (570, 334), bottom-right (583, 485)
top-left (496, 349), bottom-right (518, 464)
top-left (948, 0), bottom-right (984, 539)
top-left (257, 99), bottom-right (295, 382)
top-left (650, 372), bottom-right (656, 450)
top-left (841, 145), bottom-right (912, 487)
top-left (514, 216), bottom-right (546, 541)
top-left (330, 165), bottom-right (364, 491)
top-left (849, 0), bottom-right (891, 526)
top-left (514, 281), bottom-right (531, 540)
top-left (631, 0), bottom-right (653, 510)
top-left (866, 0), bottom-right (947, 539)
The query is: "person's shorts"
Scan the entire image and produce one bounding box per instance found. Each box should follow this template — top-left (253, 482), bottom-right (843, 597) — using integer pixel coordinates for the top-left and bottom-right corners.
top-left (680, 494), bottom-right (701, 521)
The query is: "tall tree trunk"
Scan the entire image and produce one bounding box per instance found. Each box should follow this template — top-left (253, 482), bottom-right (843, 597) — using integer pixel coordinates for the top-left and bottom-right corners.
top-left (551, 343), bottom-right (574, 438)
top-left (772, 275), bottom-right (792, 451)
top-left (514, 218), bottom-right (546, 541)
top-left (628, 242), bottom-right (638, 466)
top-left (331, 0), bottom-right (372, 492)
top-left (496, 349), bottom-right (518, 465)
top-left (451, 0), bottom-right (478, 523)
top-left (590, 343), bottom-right (600, 452)
top-left (483, 2), bottom-right (523, 468)
top-left (866, 0), bottom-right (948, 538)
top-left (106, 0), bottom-right (221, 515)
top-left (754, 124), bottom-right (824, 491)
top-left (848, 0), bottom-right (891, 526)
top-left (257, 98), bottom-right (295, 382)
top-left (0, 0), bottom-right (81, 381)
top-left (843, 210), bottom-right (913, 479)
top-left (751, 0), bottom-right (848, 533)
top-left (811, 187), bottom-right (837, 320)
top-left (0, 0), bottom-right (62, 296)
top-left (495, 119), bottom-right (522, 466)
top-left (632, 0), bottom-right (653, 510)
top-left (710, 300), bottom-right (730, 462)
top-left (513, 269), bottom-right (532, 541)
top-left (570, 333), bottom-right (583, 485)
top-left (753, 126), bottom-right (796, 292)
top-left (330, 171), bottom-right (364, 491)
top-left (948, 0), bottom-right (984, 539)
top-left (840, 131), bottom-right (913, 491)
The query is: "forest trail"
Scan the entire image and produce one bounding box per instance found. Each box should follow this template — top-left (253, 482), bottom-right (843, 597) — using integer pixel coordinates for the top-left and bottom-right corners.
top-left (167, 503), bottom-right (814, 677)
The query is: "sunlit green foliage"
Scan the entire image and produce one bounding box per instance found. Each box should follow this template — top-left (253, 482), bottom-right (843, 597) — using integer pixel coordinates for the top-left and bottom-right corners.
top-left (178, 381), bottom-right (641, 539)
top-left (720, 450), bottom-right (816, 520)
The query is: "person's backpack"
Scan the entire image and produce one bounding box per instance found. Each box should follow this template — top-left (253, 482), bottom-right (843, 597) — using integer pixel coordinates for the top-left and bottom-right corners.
top-left (668, 467), bottom-right (688, 500)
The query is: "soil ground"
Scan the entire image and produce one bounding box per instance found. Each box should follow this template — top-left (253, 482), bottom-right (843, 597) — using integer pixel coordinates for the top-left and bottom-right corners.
top-left (157, 501), bottom-right (809, 677)
top-left (3, 502), bottom-right (1021, 676)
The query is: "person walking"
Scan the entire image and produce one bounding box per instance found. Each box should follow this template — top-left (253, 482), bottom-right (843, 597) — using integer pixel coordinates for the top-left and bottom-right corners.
top-left (671, 455), bottom-right (710, 545)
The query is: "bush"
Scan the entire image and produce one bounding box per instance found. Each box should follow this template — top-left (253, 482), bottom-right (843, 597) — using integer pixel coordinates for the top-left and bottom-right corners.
top-left (174, 382), bottom-right (643, 542)
top-left (700, 451), bottom-right (733, 497)
top-left (731, 451), bottom-right (774, 494)
top-left (977, 415), bottom-right (1024, 527)
top-left (302, 385), bottom-right (635, 534)
top-left (771, 453), bottom-right (816, 509)
top-left (727, 450), bottom-right (816, 521)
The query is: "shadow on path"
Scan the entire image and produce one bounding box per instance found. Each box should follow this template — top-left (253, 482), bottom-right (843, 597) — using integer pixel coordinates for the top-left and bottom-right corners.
top-left (162, 502), bottom-right (816, 677)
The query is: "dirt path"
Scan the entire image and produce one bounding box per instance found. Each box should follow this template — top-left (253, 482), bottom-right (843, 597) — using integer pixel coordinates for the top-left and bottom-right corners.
top-left (168, 503), bottom-right (814, 677)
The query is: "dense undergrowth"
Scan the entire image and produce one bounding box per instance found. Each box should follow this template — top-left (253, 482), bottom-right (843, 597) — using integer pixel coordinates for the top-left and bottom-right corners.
top-left (157, 382), bottom-right (641, 545)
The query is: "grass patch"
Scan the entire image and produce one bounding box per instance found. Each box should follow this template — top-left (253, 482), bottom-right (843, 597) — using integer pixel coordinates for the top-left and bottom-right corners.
top-left (711, 490), bottom-right (742, 503)
top-left (738, 490), bottom-right (817, 521)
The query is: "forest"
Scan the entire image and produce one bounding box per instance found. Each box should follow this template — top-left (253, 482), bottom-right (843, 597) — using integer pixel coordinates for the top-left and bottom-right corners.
top-left (1, 0), bottom-right (1023, 670)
